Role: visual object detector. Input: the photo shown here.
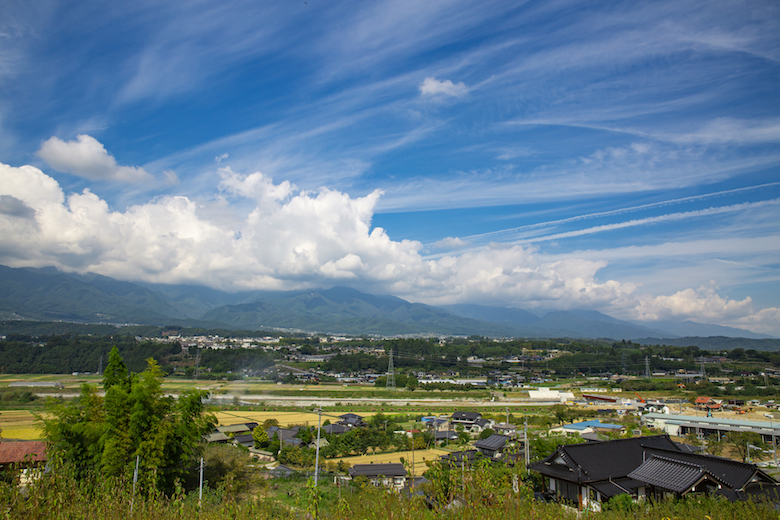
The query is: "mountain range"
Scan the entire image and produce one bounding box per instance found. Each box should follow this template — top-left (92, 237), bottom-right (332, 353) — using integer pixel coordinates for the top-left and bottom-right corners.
top-left (0, 264), bottom-right (774, 341)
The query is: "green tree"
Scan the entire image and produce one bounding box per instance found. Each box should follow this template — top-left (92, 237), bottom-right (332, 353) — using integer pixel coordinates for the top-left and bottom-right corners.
top-left (102, 346), bottom-right (130, 391)
top-left (42, 355), bottom-right (215, 495)
top-left (552, 404), bottom-right (570, 426)
top-left (252, 425), bottom-right (270, 449)
top-left (726, 431), bottom-right (766, 462)
top-left (263, 418), bottom-right (280, 429)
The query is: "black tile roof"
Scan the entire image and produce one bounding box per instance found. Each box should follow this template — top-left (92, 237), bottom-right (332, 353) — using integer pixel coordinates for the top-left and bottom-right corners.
top-left (349, 463), bottom-right (407, 478)
top-left (528, 435), bottom-right (680, 484)
top-left (643, 447), bottom-right (775, 491)
top-left (451, 411), bottom-right (481, 421)
top-left (435, 431), bottom-right (458, 440)
top-left (440, 449), bottom-right (482, 465)
top-left (323, 424), bottom-right (349, 435)
top-left (589, 478), bottom-right (644, 499)
top-left (628, 455), bottom-right (727, 494)
top-left (474, 434), bottom-right (509, 451)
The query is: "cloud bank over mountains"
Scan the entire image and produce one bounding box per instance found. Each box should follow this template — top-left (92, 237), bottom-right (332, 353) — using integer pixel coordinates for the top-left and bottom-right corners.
top-left (1, 159), bottom-right (777, 336)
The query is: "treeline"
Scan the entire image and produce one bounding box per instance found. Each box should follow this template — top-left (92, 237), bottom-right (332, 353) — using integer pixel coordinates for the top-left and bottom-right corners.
top-left (0, 334), bottom-right (177, 374)
top-left (0, 320), bottom-right (286, 339)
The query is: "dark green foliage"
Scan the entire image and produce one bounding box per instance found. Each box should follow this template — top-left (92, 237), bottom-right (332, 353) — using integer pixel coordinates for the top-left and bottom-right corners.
top-left (102, 346), bottom-right (130, 390)
top-left (41, 354), bottom-right (216, 495)
top-left (0, 333), bottom-right (172, 374)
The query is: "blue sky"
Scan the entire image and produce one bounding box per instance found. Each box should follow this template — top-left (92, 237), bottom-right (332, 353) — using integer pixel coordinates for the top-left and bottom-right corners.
top-left (1, 0), bottom-right (779, 335)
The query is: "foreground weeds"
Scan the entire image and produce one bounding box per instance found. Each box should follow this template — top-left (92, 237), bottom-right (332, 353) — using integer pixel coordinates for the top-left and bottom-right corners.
top-left (0, 471), bottom-right (777, 520)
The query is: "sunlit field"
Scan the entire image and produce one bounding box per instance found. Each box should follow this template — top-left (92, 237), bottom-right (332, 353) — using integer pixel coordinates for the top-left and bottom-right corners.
top-left (328, 447), bottom-right (449, 475)
top-left (0, 410), bottom-right (42, 440)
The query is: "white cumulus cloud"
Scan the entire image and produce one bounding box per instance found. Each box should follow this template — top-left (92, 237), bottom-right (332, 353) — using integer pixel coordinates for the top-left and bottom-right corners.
top-left (0, 161), bottom-right (778, 336)
top-left (419, 77), bottom-right (469, 98)
top-left (37, 135), bottom-right (153, 183)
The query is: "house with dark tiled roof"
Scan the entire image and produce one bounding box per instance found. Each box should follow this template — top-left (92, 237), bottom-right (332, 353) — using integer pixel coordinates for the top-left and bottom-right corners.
top-left (474, 434), bottom-right (510, 459)
top-left (348, 463), bottom-right (407, 490)
top-left (529, 435), bottom-right (780, 511)
top-left (232, 433), bottom-right (255, 448)
top-left (267, 426), bottom-right (303, 447)
top-left (528, 435), bottom-right (681, 511)
top-left (434, 430), bottom-right (458, 444)
top-left (632, 447), bottom-right (780, 502)
top-left (338, 413), bottom-right (367, 428)
top-left (450, 411), bottom-right (493, 433)
top-left (323, 424), bottom-right (349, 436)
top-left (439, 449), bottom-right (484, 467)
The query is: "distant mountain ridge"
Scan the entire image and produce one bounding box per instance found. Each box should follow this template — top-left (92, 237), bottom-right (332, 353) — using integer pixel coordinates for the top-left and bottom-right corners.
top-left (0, 264), bottom-right (773, 340)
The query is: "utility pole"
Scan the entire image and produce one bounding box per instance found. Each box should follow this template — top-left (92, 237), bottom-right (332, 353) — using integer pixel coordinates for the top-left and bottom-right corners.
top-left (97, 354), bottom-right (103, 375)
top-left (387, 348), bottom-right (395, 389)
top-left (199, 456), bottom-right (204, 510)
top-left (765, 414), bottom-right (778, 469)
top-left (505, 407), bottom-right (509, 425)
top-left (194, 348), bottom-right (201, 379)
top-left (131, 455), bottom-right (140, 514)
top-left (314, 408), bottom-right (322, 486)
top-left (524, 418), bottom-right (529, 466)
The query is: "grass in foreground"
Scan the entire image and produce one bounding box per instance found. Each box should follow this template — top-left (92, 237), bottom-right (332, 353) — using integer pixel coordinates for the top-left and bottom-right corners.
top-left (1, 468), bottom-right (777, 520)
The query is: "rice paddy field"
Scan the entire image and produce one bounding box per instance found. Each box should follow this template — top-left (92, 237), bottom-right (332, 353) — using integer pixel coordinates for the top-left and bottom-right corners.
top-left (0, 410), bottom-right (42, 440)
top-left (327, 448), bottom-right (449, 476)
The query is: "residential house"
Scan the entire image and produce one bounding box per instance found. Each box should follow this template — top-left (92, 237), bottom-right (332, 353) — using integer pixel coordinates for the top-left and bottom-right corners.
top-left (308, 438), bottom-right (329, 450)
top-left (338, 413), bottom-right (367, 429)
top-left (434, 431), bottom-right (458, 444)
top-left (474, 434), bottom-right (510, 459)
top-left (439, 449), bottom-right (483, 467)
top-left (205, 431), bottom-right (230, 443)
top-left (450, 411), bottom-right (493, 434)
top-left (439, 449), bottom-right (484, 467)
top-left (267, 426), bottom-right (303, 447)
top-left (548, 419), bottom-right (624, 437)
top-left (629, 446), bottom-right (779, 501)
top-left (323, 424), bottom-right (349, 436)
top-left (529, 435), bottom-right (780, 511)
top-left (528, 435), bottom-right (681, 511)
top-left (232, 433), bottom-right (255, 449)
top-left (348, 463), bottom-right (407, 490)
top-left (694, 396), bottom-right (723, 412)
top-left (0, 441), bottom-right (47, 485)
top-left (217, 422), bottom-right (258, 436)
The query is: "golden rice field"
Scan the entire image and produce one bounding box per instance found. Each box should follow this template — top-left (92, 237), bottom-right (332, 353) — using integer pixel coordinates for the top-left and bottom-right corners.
top-left (328, 448), bottom-right (448, 476)
top-left (213, 410), bottom-right (378, 427)
top-left (0, 410), bottom-right (42, 440)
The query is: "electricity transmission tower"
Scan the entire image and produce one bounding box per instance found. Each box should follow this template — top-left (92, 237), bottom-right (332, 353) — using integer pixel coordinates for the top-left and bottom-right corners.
top-left (645, 356), bottom-right (650, 379)
top-left (387, 348), bottom-right (395, 389)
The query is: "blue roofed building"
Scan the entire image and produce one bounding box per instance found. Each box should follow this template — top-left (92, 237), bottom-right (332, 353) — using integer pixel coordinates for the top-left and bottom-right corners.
top-left (549, 419), bottom-right (624, 437)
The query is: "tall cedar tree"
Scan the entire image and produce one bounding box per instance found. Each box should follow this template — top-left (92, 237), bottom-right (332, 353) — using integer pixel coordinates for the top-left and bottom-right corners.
top-left (41, 354), bottom-right (215, 494)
